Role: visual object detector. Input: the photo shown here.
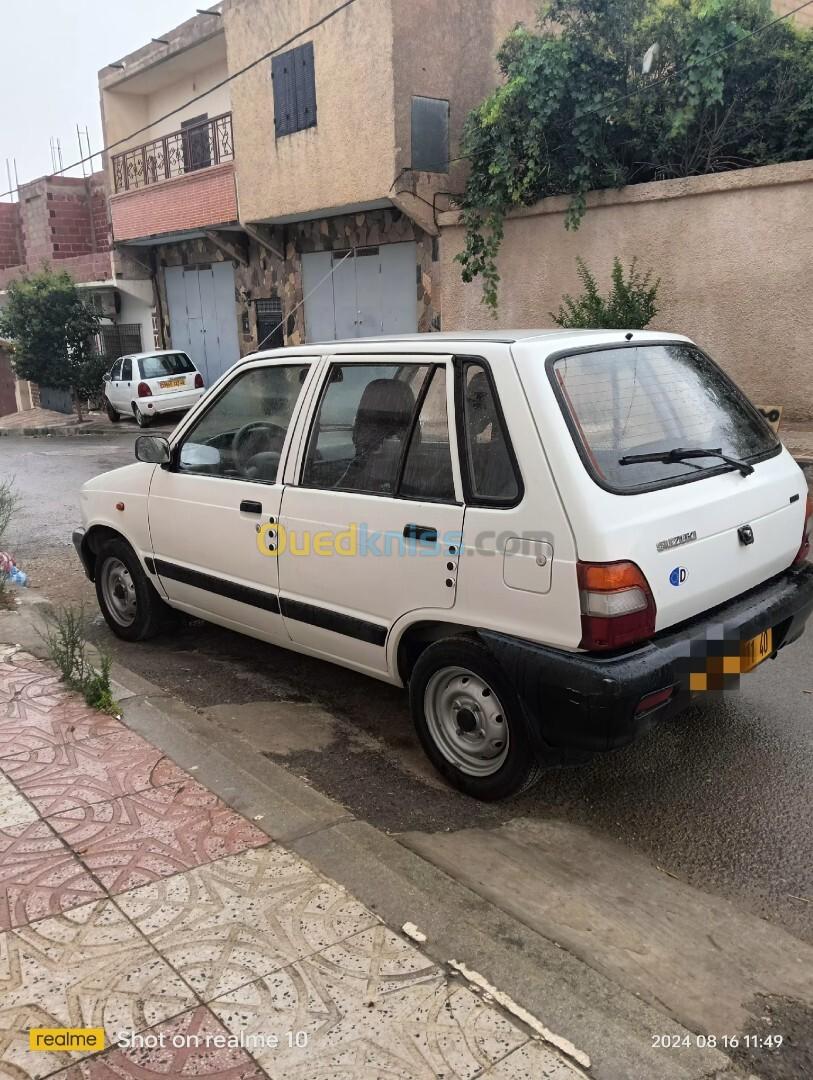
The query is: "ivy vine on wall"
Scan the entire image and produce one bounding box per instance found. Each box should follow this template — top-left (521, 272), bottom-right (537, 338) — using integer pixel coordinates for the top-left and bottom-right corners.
top-left (456, 0), bottom-right (813, 311)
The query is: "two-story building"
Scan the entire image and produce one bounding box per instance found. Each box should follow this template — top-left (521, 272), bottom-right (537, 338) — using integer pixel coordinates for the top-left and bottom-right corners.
top-left (99, 0), bottom-right (536, 383)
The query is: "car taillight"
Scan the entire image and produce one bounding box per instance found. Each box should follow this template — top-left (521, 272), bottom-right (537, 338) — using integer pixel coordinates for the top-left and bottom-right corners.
top-left (792, 494), bottom-right (813, 565)
top-left (577, 560), bottom-right (656, 651)
top-left (137, 382), bottom-right (151, 398)
top-left (194, 373), bottom-right (204, 389)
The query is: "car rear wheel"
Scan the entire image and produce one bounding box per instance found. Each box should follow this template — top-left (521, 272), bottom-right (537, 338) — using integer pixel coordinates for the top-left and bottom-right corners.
top-left (105, 400), bottom-right (120, 423)
top-left (95, 538), bottom-right (173, 641)
top-left (409, 636), bottom-right (542, 800)
top-left (133, 405), bottom-right (152, 428)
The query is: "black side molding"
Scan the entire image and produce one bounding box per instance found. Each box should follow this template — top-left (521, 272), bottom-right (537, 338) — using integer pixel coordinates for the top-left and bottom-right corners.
top-left (152, 558), bottom-right (386, 645)
top-left (154, 559), bottom-right (280, 613)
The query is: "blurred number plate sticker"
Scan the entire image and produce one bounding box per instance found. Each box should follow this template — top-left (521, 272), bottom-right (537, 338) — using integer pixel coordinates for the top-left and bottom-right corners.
top-left (740, 628), bottom-right (772, 672)
top-left (159, 377), bottom-right (185, 389)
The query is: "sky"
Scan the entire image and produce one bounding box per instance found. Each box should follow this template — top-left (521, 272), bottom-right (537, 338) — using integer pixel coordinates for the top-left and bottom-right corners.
top-left (0, 0), bottom-right (202, 193)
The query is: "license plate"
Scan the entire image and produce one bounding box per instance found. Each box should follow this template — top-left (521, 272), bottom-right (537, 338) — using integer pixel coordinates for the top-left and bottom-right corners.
top-left (159, 377), bottom-right (185, 389)
top-left (740, 627), bottom-right (772, 673)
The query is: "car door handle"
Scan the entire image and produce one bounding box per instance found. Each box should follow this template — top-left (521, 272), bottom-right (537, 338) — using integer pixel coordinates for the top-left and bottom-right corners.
top-left (403, 523), bottom-right (437, 543)
top-left (240, 500), bottom-right (262, 514)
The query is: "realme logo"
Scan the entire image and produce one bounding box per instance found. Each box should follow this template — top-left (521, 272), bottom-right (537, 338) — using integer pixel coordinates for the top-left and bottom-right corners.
top-left (29, 1028), bottom-right (105, 1052)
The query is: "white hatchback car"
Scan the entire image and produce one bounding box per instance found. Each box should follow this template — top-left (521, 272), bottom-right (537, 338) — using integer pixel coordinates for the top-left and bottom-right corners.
top-left (75, 331), bottom-right (813, 799)
top-left (104, 350), bottom-right (205, 427)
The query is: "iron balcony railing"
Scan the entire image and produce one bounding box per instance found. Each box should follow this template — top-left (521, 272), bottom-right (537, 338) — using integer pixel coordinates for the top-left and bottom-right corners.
top-left (111, 112), bottom-right (234, 193)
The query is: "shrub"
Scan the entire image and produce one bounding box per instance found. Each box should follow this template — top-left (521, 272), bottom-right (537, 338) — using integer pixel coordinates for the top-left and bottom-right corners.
top-left (551, 257), bottom-right (660, 328)
top-left (0, 268), bottom-right (100, 420)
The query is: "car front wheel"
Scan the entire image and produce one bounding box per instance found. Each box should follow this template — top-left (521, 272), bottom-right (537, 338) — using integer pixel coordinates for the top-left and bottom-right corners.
top-left (95, 538), bottom-right (173, 641)
top-left (409, 636), bottom-right (542, 801)
top-left (105, 400), bottom-right (120, 423)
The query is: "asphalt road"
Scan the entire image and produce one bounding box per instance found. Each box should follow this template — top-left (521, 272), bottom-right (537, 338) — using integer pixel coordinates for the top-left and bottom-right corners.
top-left (3, 430), bottom-right (812, 946)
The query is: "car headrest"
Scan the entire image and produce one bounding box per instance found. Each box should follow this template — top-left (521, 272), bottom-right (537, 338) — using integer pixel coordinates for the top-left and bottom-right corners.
top-left (353, 379), bottom-right (415, 450)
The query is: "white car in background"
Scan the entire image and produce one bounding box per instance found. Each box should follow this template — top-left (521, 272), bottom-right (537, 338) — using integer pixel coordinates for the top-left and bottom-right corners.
top-left (104, 350), bottom-right (205, 428)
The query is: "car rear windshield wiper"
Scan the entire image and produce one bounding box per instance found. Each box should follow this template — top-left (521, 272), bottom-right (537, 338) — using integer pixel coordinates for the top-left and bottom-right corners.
top-left (618, 446), bottom-right (754, 476)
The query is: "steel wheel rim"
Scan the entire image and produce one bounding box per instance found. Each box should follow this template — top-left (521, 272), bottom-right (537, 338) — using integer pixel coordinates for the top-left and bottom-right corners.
top-left (424, 665), bottom-right (509, 776)
top-left (100, 557), bottom-right (137, 627)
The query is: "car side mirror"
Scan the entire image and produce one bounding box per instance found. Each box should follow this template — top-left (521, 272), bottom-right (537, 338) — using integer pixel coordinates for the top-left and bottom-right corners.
top-left (135, 435), bottom-right (171, 464)
top-left (103, 373), bottom-right (111, 382)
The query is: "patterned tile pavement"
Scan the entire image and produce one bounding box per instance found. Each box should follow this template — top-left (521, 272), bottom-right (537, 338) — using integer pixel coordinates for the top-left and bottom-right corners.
top-left (0, 650), bottom-right (581, 1080)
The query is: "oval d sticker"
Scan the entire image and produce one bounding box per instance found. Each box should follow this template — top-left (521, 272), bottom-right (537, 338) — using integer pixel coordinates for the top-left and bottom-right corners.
top-left (669, 566), bottom-right (688, 587)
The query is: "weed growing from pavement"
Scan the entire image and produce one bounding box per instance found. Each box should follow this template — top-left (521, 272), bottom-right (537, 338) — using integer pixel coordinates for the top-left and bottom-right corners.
top-left (40, 604), bottom-right (118, 712)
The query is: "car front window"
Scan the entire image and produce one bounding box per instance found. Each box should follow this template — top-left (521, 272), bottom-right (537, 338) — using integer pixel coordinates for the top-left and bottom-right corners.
top-left (178, 363), bottom-right (310, 484)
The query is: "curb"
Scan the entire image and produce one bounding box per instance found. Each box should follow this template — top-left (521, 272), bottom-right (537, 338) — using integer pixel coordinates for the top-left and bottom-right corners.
top-left (0, 423), bottom-right (172, 438)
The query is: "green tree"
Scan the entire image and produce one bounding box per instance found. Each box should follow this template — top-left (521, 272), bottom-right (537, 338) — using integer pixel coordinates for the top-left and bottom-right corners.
top-left (457, 0), bottom-right (813, 310)
top-left (551, 256), bottom-right (660, 328)
top-left (0, 268), bottom-right (100, 420)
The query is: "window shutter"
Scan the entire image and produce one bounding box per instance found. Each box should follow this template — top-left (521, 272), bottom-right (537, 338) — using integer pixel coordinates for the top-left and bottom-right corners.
top-left (293, 42), bottom-right (316, 131)
top-left (271, 53), bottom-right (295, 136)
top-left (272, 43), bottom-right (316, 137)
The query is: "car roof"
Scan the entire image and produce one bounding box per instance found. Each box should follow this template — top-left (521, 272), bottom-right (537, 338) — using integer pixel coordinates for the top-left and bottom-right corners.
top-left (241, 328), bottom-right (692, 364)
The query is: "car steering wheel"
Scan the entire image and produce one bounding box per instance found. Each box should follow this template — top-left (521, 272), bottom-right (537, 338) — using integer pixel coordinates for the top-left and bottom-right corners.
top-left (232, 421), bottom-right (287, 473)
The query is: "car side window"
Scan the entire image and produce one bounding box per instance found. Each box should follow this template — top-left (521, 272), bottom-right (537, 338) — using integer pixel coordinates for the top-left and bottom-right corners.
top-left (110, 361), bottom-right (122, 381)
top-left (302, 363), bottom-right (430, 495)
top-left (178, 363), bottom-right (310, 483)
top-left (400, 368), bottom-right (455, 501)
top-left (121, 359), bottom-right (132, 382)
top-left (462, 362), bottom-right (520, 503)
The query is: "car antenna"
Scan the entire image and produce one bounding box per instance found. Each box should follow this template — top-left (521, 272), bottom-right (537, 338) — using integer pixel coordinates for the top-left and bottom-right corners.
top-left (625, 332), bottom-right (633, 340)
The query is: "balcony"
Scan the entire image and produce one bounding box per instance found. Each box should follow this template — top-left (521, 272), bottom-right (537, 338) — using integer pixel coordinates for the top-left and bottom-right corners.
top-left (109, 114), bottom-right (238, 243)
top-left (111, 113), bottom-right (234, 193)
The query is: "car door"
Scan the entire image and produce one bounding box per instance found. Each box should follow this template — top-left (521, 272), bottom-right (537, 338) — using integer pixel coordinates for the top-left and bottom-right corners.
top-left (106, 359), bottom-right (123, 409)
top-left (277, 355), bottom-right (465, 675)
top-left (147, 356), bottom-right (321, 641)
top-left (118, 357), bottom-right (134, 411)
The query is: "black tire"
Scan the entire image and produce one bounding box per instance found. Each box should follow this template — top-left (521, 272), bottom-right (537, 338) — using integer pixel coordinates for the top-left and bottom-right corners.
top-left (409, 636), bottom-right (543, 801)
top-left (94, 538), bottom-right (173, 641)
top-left (134, 405), bottom-right (151, 428)
top-left (105, 399), bottom-right (121, 423)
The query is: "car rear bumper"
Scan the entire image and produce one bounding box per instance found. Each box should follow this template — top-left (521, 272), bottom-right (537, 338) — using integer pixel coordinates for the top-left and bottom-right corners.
top-left (140, 388), bottom-right (204, 414)
top-left (479, 562), bottom-right (813, 760)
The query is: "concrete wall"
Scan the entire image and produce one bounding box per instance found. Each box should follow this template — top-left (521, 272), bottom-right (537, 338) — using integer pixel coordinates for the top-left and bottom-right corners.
top-left (225, 0), bottom-right (397, 223)
top-left (439, 159), bottom-right (813, 420)
top-left (774, 0), bottom-right (813, 26)
top-left (390, 0), bottom-right (537, 228)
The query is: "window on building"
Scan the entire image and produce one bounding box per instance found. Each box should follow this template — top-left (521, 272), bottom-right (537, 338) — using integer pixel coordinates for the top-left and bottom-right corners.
top-left (272, 42), bottom-right (317, 137)
top-left (256, 297), bottom-right (284, 349)
top-left (181, 115), bottom-right (211, 172)
top-left (411, 96), bottom-right (449, 173)
top-left (462, 363), bottom-right (520, 503)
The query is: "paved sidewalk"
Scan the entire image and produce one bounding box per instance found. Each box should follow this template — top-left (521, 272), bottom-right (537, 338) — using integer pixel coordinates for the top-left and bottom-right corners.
top-left (0, 645), bottom-right (582, 1080)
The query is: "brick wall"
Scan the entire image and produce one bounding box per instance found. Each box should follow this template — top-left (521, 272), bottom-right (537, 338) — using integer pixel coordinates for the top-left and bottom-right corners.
top-left (110, 162), bottom-right (238, 242)
top-left (9, 172), bottom-right (111, 275)
top-left (0, 203), bottom-right (21, 268)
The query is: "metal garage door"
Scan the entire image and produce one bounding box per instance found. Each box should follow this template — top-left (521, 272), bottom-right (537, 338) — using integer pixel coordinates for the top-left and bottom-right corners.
top-left (302, 241), bottom-right (417, 342)
top-left (165, 263), bottom-right (240, 386)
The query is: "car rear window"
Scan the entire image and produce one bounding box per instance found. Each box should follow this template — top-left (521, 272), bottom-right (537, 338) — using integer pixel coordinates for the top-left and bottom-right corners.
top-left (139, 353), bottom-right (195, 379)
top-left (550, 344), bottom-right (778, 491)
